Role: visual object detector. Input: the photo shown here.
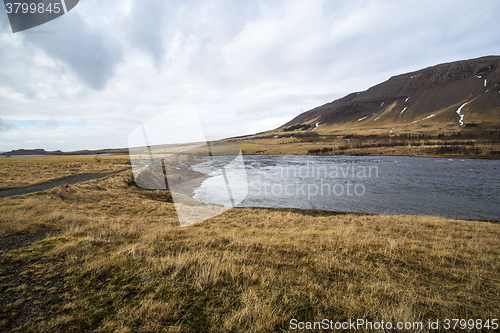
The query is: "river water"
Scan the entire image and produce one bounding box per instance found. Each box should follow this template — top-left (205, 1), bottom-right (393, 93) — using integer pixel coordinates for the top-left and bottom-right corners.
top-left (193, 155), bottom-right (500, 221)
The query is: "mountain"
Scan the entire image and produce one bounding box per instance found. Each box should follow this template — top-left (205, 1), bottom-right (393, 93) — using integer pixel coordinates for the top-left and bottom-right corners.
top-left (275, 56), bottom-right (500, 136)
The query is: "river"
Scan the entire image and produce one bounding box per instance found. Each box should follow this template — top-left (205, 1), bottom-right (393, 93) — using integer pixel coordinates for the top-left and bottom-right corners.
top-left (193, 155), bottom-right (500, 221)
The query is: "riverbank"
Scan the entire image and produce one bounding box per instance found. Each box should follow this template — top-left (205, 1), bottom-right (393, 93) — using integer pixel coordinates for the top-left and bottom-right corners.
top-left (231, 134), bottom-right (500, 159)
top-left (1, 170), bottom-right (499, 332)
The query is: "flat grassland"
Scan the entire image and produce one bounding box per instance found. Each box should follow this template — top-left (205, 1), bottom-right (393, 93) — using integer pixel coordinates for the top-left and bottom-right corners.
top-left (233, 131), bottom-right (500, 159)
top-left (0, 158), bottom-right (499, 332)
top-left (0, 155), bottom-right (130, 190)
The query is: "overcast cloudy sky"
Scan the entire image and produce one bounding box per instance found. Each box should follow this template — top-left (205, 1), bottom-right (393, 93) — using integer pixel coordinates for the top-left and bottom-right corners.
top-left (1, 0), bottom-right (499, 151)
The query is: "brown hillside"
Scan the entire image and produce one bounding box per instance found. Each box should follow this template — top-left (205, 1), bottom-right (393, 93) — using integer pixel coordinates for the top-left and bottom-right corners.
top-left (277, 56), bottom-right (500, 136)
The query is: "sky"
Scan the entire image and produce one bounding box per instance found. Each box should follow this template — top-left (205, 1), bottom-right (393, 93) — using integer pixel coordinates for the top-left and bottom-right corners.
top-left (1, 0), bottom-right (500, 152)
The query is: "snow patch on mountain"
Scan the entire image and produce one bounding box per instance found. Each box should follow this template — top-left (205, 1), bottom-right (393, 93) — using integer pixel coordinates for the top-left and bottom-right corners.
top-left (456, 101), bottom-right (469, 126)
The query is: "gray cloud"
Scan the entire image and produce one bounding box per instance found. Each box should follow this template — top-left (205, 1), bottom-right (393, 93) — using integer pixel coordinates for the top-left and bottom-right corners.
top-left (122, 0), bottom-right (259, 72)
top-left (1, 0), bottom-right (500, 151)
top-left (23, 13), bottom-right (123, 90)
top-left (44, 119), bottom-right (59, 130)
top-left (0, 7), bottom-right (10, 32)
top-left (122, 0), bottom-right (170, 69)
top-left (0, 118), bottom-right (16, 132)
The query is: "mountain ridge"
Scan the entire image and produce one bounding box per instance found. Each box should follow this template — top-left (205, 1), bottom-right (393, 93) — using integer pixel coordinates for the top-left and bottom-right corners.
top-left (275, 55), bottom-right (500, 136)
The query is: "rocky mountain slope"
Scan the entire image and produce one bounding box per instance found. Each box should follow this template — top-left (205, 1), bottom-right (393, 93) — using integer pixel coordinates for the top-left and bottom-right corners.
top-left (276, 56), bottom-right (500, 136)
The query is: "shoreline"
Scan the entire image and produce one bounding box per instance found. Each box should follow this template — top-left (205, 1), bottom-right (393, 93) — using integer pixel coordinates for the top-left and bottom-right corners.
top-left (240, 151), bottom-right (500, 160)
top-left (231, 206), bottom-right (500, 224)
top-left (232, 133), bottom-right (500, 159)
top-left (238, 146), bottom-right (500, 160)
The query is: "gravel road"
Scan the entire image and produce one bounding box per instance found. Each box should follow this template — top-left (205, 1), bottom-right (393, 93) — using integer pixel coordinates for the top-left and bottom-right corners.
top-left (0, 168), bottom-right (130, 198)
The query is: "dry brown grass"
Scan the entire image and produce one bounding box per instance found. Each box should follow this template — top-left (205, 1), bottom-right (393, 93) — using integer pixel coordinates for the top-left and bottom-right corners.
top-left (1, 164), bottom-right (499, 332)
top-left (0, 155), bottom-right (130, 190)
top-left (234, 136), bottom-right (500, 159)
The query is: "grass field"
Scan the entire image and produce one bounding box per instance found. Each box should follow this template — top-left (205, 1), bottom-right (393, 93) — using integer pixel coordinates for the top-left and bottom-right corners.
top-left (0, 155), bottom-right (130, 190)
top-left (231, 128), bottom-right (500, 159)
top-left (1, 156), bottom-right (499, 332)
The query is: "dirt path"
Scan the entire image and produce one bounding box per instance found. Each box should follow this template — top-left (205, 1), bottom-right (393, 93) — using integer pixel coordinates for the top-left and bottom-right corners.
top-left (0, 168), bottom-right (130, 198)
